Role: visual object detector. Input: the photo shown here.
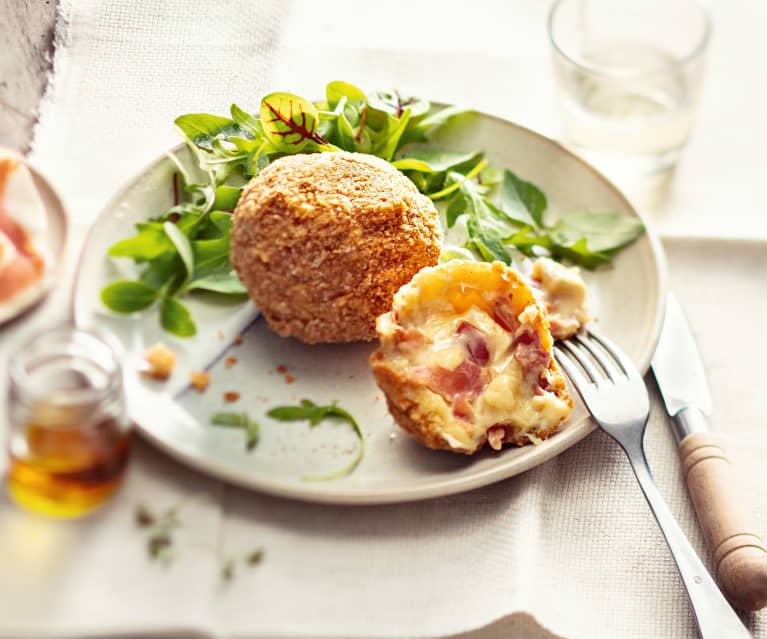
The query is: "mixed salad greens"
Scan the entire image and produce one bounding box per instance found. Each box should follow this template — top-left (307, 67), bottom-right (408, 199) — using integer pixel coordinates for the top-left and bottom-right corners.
top-left (101, 80), bottom-right (644, 337)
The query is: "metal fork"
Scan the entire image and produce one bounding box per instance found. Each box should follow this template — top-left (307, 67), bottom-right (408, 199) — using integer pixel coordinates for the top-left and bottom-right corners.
top-left (554, 330), bottom-right (752, 639)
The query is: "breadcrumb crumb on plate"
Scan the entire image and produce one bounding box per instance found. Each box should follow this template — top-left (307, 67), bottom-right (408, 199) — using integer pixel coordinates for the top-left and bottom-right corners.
top-left (190, 370), bottom-right (211, 392)
top-left (142, 342), bottom-right (176, 380)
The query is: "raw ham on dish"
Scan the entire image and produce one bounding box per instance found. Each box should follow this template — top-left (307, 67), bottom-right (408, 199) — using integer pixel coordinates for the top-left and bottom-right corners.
top-left (0, 157), bottom-right (48, 308)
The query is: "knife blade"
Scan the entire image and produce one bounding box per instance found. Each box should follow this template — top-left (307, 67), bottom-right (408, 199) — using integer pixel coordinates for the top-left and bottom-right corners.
top-left (652, 293), bottom-right (712, 442)
top-left (652, 293), bottom-right (767, 612)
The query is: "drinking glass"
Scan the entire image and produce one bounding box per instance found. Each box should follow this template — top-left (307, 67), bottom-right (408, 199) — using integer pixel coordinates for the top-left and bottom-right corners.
top-left (6, 326), bottom-right (132, 518)
top-left (548, 0), bottom-right (710, 181)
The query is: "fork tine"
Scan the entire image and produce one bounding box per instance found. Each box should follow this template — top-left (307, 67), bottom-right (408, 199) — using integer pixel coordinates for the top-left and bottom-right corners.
top-left (587, 331), bottom-right (643, 381)
top-left (553, 345), bottom-right (592, 392)
top-left (558, 339), bottom-right (604, 386)
top-left (573, 333), bottom-right (623, 382)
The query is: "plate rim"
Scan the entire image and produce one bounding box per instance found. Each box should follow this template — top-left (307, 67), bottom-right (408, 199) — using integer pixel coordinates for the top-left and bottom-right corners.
top-left (71, 106), bottom-right (668, 505)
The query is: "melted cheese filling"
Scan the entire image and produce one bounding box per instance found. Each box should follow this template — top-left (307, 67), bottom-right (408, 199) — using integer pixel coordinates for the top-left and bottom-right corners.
top-left (531, 257), bottom-right (588, 339)
top-left (391, 302), bottom-right (571, 451)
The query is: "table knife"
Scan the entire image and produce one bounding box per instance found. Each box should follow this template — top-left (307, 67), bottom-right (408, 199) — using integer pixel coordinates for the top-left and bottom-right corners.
top-left (652, 293), bottom-right (767, 611)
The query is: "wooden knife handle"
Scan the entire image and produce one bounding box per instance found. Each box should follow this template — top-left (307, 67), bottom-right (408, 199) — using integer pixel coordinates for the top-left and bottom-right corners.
top-left (680, 432), bottom-right (767, 611)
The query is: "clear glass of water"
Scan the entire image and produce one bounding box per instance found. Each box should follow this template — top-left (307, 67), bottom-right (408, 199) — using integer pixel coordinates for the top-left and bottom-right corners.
top-left (548, 0), bottom-right (710, 181)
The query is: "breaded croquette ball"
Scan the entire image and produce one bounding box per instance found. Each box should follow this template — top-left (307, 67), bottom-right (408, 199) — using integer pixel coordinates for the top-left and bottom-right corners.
top-left (231, 152), bottom-right (442, 343)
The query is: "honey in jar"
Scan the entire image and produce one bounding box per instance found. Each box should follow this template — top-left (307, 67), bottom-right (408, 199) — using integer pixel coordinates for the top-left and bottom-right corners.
top-left (6, 327), bottom-right (132, 518)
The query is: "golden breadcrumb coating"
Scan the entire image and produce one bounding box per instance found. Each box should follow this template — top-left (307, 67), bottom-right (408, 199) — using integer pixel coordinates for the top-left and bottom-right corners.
top-left (231, 152), bottom-right (442, 343)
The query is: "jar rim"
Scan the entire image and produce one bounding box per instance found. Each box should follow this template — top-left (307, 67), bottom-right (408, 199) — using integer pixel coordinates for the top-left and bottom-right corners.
top-left (9, 325), bottom-right (124, 407)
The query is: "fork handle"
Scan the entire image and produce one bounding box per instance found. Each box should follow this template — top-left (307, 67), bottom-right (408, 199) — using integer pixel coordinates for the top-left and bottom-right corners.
top-left (680, 432), bottom-right (767, 611)
top-left (621, 436), bottom-right (752, 638)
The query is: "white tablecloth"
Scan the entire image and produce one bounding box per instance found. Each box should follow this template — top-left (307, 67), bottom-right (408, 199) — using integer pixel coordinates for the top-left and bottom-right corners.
top-left (2, 1), bottom-right (766, 638)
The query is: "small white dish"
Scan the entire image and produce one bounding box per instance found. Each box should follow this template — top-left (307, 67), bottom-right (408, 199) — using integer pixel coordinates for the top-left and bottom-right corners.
top-left (0, 148), bottom-right (68, 325)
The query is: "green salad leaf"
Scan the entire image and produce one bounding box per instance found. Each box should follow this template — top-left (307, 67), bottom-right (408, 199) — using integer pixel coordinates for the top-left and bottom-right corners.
top-left (175, 114), bottom-right (248, 150)
top-left (500, 170), bottom-right (547, 227)
top-left (548, 210), bottom-right (645, 254)
top-left (108, 223), bottom-right (174, 262)
top-left (260, 92), bottom-right (328, 152)
top-left (101, 281), bottom-right (158, 313)
top-left (102, 80), bottom-right (646, 336)
top-left (160, 297), bottom-right (196, 337)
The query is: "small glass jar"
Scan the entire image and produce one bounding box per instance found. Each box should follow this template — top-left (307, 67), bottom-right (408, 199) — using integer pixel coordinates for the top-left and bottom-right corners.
top-left (6, 326), bottom-right (132, 518)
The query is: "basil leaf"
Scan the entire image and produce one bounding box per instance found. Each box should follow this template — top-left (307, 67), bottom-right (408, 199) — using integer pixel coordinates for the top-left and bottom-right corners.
top-left (260, 92), bottom-right (325, 151)
top-left (501, 170), bottom-right (547, 227)
top-left (160, 297), bottom-right (196, 337)
top-left (108, 223), bottom-right (173, 262)
top-left (101, 281), bottom-right (158, 313)
top-left (548, 210), bottom-right (645, 253)
top-left (187, 273), bottom-right (247, 295)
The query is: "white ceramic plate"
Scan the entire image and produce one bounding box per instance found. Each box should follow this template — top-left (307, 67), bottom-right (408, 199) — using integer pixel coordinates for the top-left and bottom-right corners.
top-left (72, 109), bottom-right (666, 504)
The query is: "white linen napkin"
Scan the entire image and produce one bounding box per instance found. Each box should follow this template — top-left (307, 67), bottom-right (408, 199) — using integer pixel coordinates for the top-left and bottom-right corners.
top-left (2, 1), bottom-right (766, 638)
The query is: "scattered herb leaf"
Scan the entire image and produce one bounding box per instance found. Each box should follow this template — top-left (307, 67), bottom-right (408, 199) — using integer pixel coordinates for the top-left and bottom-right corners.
top-left (211, 412), bottom-right (260, 451)
top-left (135, 503), bottom-right (156, 528)
top-left (220, 558), bottom-right (236, 582)
top-left (267, 399), bottom-right (365, 481)
top-left (246, 548), bottom-right (265, 566)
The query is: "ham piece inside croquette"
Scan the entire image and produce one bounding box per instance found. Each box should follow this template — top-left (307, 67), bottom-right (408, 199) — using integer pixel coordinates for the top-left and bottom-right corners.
top-left (231, 152), bottom-right (442, 344)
